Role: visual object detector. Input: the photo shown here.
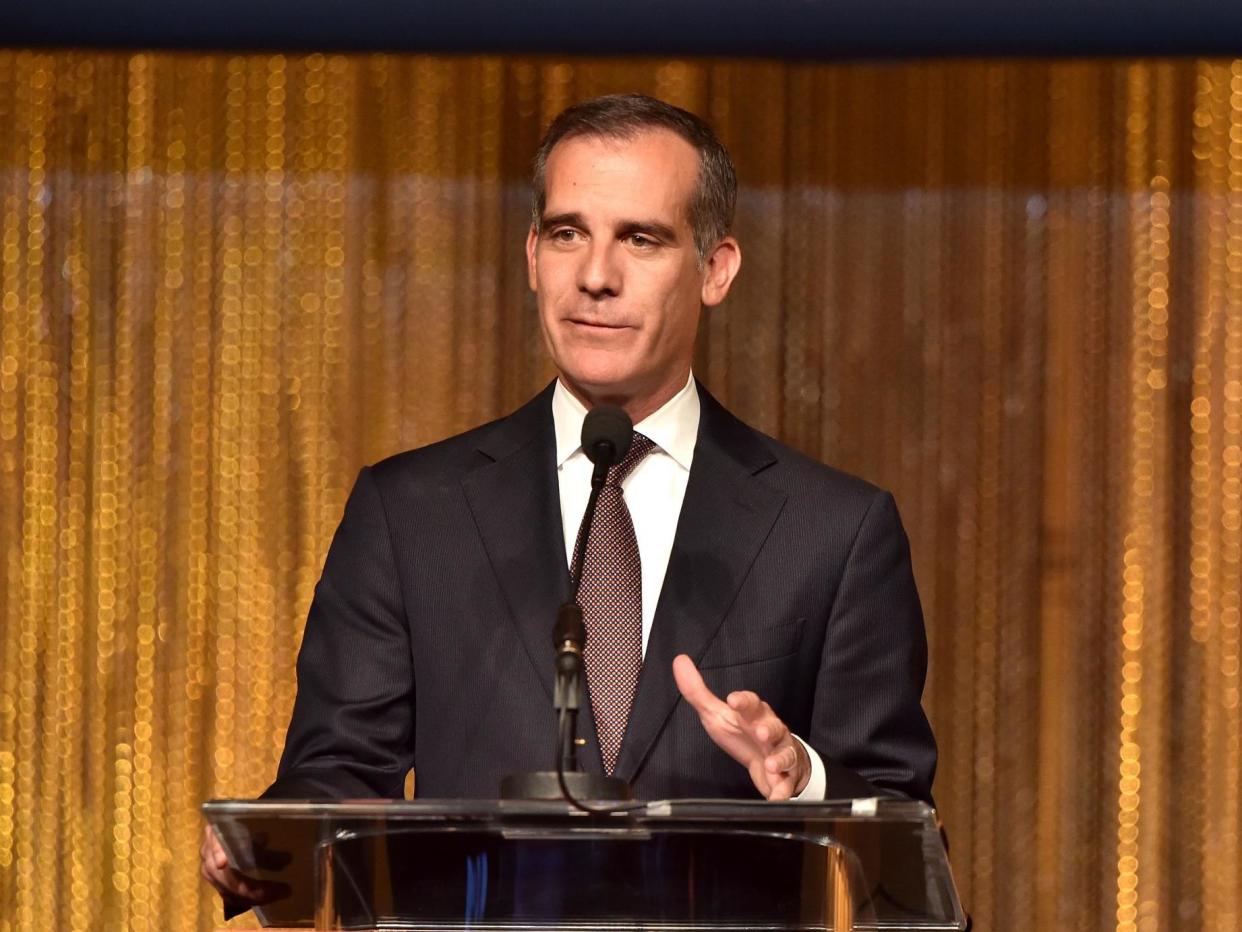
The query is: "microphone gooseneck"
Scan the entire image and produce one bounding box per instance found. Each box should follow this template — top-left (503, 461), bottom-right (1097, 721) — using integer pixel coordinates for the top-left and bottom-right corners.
top-left (557, 405), bottom-right (636, 808)
top-left (570, 405), bottom-right (633, 601)
top-left (499, 404), bottom-right (638, 810)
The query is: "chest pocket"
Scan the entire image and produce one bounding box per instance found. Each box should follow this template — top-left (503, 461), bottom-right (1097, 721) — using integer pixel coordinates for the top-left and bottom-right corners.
top-left (698, 618), bottom-right (805, 670)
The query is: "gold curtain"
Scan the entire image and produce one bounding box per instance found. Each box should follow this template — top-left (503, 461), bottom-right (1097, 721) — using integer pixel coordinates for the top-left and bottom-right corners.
top-left (0, 51), bottom-right (1239, 932)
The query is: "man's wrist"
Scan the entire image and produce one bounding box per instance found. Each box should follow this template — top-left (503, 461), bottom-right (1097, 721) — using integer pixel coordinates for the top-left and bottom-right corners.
top-left (790, 734), bottom-right (827, 800)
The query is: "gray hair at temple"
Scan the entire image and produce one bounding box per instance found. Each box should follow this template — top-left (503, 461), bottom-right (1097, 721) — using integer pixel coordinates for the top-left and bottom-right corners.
top-left (530, 94), bottom-right (738, 265)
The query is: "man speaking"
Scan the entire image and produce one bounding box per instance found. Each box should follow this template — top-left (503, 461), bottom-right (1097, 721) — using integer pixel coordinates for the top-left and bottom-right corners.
top-left (202, 93), bottom-right (936, 906)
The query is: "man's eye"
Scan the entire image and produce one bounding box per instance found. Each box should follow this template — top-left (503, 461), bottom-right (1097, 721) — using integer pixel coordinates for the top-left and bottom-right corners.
top-left (551, 228), bottom-right (580, 243)
top-left (628, 233), bottom-right (657, 249)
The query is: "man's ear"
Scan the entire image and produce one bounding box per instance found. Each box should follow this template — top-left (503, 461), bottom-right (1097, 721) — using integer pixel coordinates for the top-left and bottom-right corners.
top-left (701, 236), bottom-right (742, 307)
top-left (526, 225), bottom-right (539, 292)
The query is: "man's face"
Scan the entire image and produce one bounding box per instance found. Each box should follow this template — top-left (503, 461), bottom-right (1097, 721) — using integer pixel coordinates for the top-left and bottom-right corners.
top-left (527, 129), bottom-right (739, 419)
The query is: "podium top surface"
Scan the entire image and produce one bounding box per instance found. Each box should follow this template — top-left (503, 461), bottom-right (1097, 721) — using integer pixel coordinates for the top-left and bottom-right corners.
top-left (204, 795), bottom-right (932, 823)
top-left (202, 798), bottom-right (965, 930)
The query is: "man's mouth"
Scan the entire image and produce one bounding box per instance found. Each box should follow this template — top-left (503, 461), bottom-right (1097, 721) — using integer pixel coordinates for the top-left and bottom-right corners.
top-left (566, 318), bottom-right (631, 330)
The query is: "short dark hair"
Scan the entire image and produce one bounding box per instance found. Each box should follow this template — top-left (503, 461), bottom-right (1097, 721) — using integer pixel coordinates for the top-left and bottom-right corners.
top-left (531, 94), bottom-right (737, 262)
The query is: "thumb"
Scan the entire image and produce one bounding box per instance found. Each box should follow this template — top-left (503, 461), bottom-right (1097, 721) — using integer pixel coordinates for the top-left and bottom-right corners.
top-left (673, 654), bottom-right (722, 715)
top-left (207, 830), bottom-right (229, 870)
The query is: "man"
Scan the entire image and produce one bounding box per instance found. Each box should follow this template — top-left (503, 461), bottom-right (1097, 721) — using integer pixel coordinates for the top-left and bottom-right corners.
top-left (202, 93), bottom-right (936, 907)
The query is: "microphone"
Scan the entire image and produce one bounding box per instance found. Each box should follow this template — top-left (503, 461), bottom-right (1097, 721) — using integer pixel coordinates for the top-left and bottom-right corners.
top-left (500, 403), bottom-right (636, 805)
top-left (581, 405), bottom-right (633, 475)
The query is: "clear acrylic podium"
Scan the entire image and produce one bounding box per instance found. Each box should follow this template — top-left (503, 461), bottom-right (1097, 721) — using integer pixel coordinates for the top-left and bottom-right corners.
top-left (202, 798), bottom-right (965, 931)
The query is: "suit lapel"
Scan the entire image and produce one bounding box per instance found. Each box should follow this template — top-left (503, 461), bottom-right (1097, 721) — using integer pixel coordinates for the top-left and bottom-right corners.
top-left (613, 387), bottom-right (787, 783)
top-left (461, 385), bottom-right (570, 707)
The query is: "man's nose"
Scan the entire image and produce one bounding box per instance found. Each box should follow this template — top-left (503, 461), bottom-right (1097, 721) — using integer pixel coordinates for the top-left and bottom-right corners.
top-left (577, 240), bottom-right (620, 298)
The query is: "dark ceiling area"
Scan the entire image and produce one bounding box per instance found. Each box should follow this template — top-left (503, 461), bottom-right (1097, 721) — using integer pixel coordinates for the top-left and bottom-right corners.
top-left (3, 0), bottom-right (1240, 57)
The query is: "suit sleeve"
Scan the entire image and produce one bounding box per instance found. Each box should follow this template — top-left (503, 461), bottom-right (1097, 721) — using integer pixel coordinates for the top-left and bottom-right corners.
top-left (263, 466), bottom-right (414, 799)
top-left (809, 489), bottom-right (937, 804)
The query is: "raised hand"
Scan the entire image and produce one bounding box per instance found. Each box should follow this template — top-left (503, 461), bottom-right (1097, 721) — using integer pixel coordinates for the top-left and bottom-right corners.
top-left (672, 653), bottom-right (810, 800)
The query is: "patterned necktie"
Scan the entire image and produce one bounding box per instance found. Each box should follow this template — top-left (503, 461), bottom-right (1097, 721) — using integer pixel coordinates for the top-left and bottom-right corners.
top-left (573, 432), bottom-right (656, 774)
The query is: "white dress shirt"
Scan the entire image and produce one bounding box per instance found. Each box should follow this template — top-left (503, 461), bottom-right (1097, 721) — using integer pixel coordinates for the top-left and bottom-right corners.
top-left (552, 373), bottom-right (827, 800)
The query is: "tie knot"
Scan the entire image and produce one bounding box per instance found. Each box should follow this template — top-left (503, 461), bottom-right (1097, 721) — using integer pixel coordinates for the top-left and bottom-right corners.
top-left (607, 433), bottom-right (655, 486)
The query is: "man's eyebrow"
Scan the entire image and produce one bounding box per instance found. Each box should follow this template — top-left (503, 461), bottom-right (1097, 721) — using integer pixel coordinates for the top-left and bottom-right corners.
top-left (540, 211), bottom-right (585, 230)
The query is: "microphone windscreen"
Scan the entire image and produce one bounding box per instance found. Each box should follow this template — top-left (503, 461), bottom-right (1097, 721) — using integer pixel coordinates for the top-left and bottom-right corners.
top-left (581, 405), bottom-right (633, 467)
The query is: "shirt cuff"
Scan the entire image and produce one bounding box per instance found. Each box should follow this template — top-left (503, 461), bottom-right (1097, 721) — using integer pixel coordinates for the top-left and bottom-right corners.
top-left (791, 733), bottom-right (826, 800)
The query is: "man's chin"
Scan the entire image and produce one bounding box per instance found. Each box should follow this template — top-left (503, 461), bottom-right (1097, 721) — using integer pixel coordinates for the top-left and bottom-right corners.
top-left (556, 366), bottom-right (644, 408)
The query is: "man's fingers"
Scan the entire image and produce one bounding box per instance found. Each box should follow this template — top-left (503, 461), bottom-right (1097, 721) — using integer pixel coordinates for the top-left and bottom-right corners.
top-left (726, 690), bottom-right (761, 716)
top-left (211, 838), bottom-right (228, 870)
top-left (754, 718), bottom-right (789, 748)
top-left (765, 744), bottom-right (798, 774)
top-left (766, 777), bottom-right (796, 802)
top-left (203, 862), bottom-right (279, 904)
top-left (200, 822), bottom-right (284, 906)
top-left (727, 692), bottom-right (792, 755)
top-left (672, 654), bottom-right (724, 715)
top-left (200, 826), bottom-right (216, 868)
top-left (759, 747), bottom-right (803, 801)
top-left (203, 826), bottom-right (228, 870)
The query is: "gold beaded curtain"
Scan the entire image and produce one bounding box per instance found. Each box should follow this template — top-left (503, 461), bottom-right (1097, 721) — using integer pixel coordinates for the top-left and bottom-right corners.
top-left (0, 51), bottom-right (1240, 932)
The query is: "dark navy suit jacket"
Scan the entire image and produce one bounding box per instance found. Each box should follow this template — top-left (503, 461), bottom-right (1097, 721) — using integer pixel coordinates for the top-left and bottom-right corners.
top-left (264, 382), bottom-right (936, 803)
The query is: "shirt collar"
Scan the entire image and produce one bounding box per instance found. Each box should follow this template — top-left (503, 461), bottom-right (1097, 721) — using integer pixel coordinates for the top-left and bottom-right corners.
top-left (552, 372), bottom-right (700, 471)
